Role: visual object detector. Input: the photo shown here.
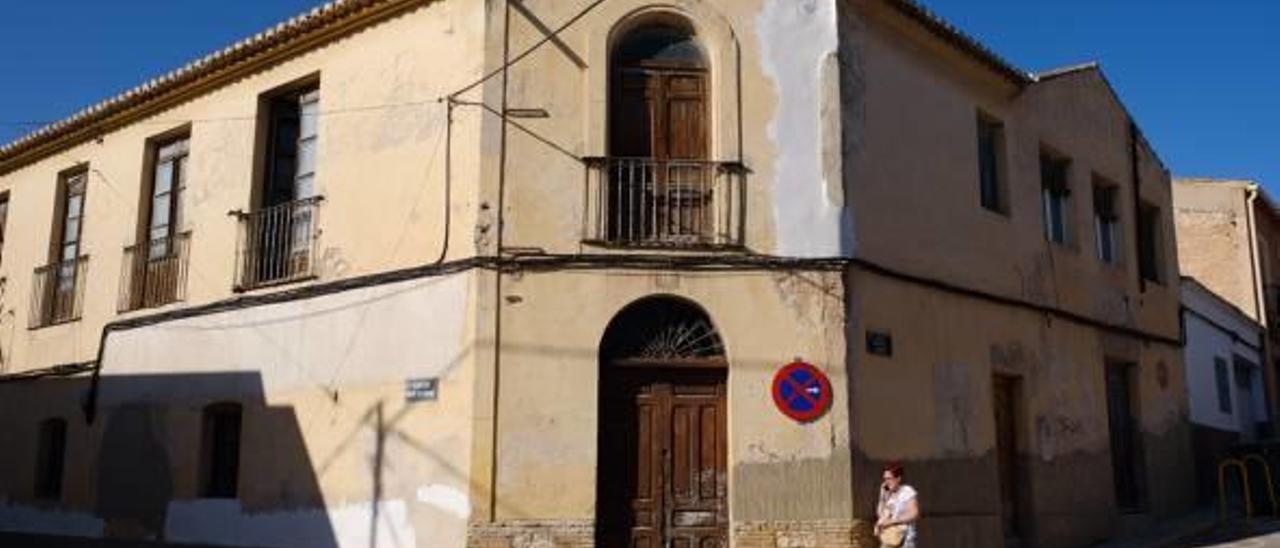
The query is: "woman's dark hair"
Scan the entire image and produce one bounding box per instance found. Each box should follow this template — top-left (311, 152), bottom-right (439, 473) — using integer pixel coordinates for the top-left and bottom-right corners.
top-left (884, 462), bottom-right (905, 479)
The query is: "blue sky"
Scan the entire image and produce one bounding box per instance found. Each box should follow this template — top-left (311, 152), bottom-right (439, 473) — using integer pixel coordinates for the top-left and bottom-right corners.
top-left (1, 1), bottom-right (1276, 190)
top-left (920, 0), bottom-right (1279, 190)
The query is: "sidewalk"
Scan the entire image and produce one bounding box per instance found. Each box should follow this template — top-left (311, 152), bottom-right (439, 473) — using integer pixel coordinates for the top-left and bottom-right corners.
top-left (1091, 507), bottom-right (1220, 548)
top-left (1167, 519), bottom-right (1280, 547)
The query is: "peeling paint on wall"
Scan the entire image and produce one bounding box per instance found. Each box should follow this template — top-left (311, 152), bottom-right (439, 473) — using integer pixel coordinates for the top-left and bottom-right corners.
top-left (756, 0), bottom-right (849, 257)
top-left (933, 362), bottom-right (973, 455)
top-left (415, 483), bottom-right (470, 519)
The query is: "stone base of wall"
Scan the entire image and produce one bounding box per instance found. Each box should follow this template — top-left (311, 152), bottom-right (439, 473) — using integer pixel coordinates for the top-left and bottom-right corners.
top-left (468, 520), bottom-right (594, 548)
top-left (470, 519), bottom-right (870, 547)
top-left (733, 519), bottom-right (871, 548)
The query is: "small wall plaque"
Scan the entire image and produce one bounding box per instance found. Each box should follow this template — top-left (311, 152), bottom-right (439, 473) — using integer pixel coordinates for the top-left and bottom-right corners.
top-left (866, 331), bottom-right (893, 357)
top-left (405, 377), bottom-right (439, 402)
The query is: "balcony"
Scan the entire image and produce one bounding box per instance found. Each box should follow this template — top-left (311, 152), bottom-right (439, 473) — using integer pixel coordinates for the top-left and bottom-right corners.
top-left (583, 157), bottom-right (746, 248)
top-left (233, 196), bottom-right (322, 291)
top-left (118, 232), bottom-right (191, 312)
top-left (30, 256), bottom-right (89, 328)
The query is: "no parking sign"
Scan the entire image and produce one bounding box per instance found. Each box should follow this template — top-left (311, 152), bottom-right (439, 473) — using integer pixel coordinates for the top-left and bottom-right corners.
top-left (771, 361), bottom-right (833, 423)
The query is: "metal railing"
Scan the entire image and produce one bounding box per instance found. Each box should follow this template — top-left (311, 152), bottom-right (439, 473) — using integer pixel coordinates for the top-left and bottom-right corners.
top-left (118, 232), bottom-right (191, 312)
top-left (30, 256), bottom-right (89, 328)
top-left (233, 196), bottom-right (322, 291)
top-left (584, 157), bottom-right (746, 247)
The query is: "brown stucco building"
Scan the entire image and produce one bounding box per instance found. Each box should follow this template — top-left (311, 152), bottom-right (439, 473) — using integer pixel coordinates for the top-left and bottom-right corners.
top-left (0, 1), bottom-right (1193, 547)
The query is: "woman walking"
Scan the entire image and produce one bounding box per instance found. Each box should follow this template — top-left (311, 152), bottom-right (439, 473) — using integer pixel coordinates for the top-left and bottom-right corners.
top-left (875, 463), bottom-right (920, 548)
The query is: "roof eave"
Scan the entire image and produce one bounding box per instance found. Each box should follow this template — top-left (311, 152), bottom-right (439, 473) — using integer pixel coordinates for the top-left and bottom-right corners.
top-left (0, 0), bottom-right (430, 175)
top-left (881, 0), bottom-right (1034, 86)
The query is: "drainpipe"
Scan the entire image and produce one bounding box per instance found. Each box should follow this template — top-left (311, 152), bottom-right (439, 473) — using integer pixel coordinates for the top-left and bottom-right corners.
top-left (1243, 184), bottom-right (1277, 424)
top-left (486, 0), bottom-right (512, 524)
top-left (1246, 185), bottom-right (1264, 323)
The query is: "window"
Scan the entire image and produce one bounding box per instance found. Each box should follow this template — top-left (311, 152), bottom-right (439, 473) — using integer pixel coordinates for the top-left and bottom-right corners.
top-left (1138, 202), bottom-right (1163, 283)
top-left (600, 20), bottom-right (722, 245)
top-left (54, 171), bottom-right (87, 268)
top-left (0, 192), bottom-right (9, 265)
top-left (32, 170), bottom-right (89, 327)
top-left (35, 418), bottom-right (67, 500)
top-left (977, 114), bottom-right (1006, 213)
top-left (236, 83), bottom-right (321, 289)
top-left (1215, 357), bottom-right (1232, 414)
top-left (200, 403), bottom-right (242, 498)
top-left (1040, 151), bottom-right (1071, 244)
top-left (264, 86), bottom-right (319, 208)
top-left (121, 136), bottom-right (192, 312)
top-left (1093, 179), bottom-right (1121, 264)
top-left (147, 137), bottom-right (188, 259)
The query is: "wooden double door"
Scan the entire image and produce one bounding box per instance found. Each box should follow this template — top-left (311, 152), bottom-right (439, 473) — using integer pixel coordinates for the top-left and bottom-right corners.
top-left (598, 367), bottom-right (728, 548)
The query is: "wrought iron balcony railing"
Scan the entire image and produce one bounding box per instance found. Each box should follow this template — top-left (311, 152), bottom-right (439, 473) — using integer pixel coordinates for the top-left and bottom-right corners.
top-left (30, 256), bottom-right (89, 328)
top-left (232, 196), bottom-right (322, 291)
top-left (118, 231), bottom-right (191, 312)
top-left (584, 157), bottom-right (746, 248)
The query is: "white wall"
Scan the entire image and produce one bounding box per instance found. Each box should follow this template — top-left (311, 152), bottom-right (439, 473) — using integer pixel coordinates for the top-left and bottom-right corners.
top-left (102, 272), bottom-right (471, 396)
top-left (1182, 280), bottom-right (1266, 432)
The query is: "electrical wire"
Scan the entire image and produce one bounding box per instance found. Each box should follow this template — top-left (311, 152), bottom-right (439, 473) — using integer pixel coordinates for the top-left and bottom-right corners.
top-left (447, 0), bottom-right (610, 101)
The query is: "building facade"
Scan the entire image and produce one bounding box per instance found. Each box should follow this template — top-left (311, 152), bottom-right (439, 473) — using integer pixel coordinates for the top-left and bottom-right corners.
top-left (1179, 277), bottom-right (1266, 501)
top-left (1174, 178), bottom-right (1280, 417)
top-left (1173, 179), bottom-right (1280, 504)
top-left (0, 1), bottom-right (1192, 547)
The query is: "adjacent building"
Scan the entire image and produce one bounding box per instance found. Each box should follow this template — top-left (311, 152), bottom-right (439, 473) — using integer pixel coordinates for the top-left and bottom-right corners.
top-left (0, 1), bottom-right (1194, 547)
top-left (1179, 277), bottom-right (1266, 501)
top-left (1173, 178), bottom-right (1280, 501)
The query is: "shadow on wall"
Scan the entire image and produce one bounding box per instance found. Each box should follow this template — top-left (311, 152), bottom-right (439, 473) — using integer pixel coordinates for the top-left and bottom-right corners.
top-left (0, 371), bottom-right (340, 548)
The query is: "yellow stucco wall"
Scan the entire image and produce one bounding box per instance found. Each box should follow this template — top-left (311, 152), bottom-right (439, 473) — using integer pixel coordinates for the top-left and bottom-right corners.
top-left (0, 2), bottom-right (490, 546)
top-left (0, 0), bottom-right (1198, 546)
top-left (0, 0), bottom-right (485, 376)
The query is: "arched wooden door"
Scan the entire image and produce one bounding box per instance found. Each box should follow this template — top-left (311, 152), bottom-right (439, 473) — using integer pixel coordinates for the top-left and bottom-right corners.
top-left (597, 296), bottom-right (728, 548)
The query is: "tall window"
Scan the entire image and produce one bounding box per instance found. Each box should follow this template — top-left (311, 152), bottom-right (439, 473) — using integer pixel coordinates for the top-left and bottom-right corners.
top-left (121, 135), bottom-right (192, 311)
top-left (1093, 179), bottom-right (1120, 264)
top-left (977, 114), bottom-right (1005, 213)
top-left (200, 403), bottom-right (242, 498)
top-left (35, 418), bottom-right (67, 500)
top-left (147, 137), bottom-right (188, 259)
top-left (54, 171), bottom-right (88, 269)
top-left (607, 21), bottom-right (710, 244)
top-left (35, 170), bottom-right (90, 325)
top-left (236, 83), bottom-right (321, 289)
top-left (264, 87), bottom-right (319, 208)
top-left (1040, 151), bottom-right (1071, 244)
top-left (1139, 202), bottom-right (1163, 283)
top-left (1215, 357), bottom-right (1232, 414)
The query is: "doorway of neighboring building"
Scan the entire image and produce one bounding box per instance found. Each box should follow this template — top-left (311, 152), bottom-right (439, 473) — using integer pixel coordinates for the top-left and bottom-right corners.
top-left (596, 296), bottom-right (728, 547)
top-left (992, 375), bottom-right (1026, 544)
top-left (1105, 362), bottom-right (1146, 512)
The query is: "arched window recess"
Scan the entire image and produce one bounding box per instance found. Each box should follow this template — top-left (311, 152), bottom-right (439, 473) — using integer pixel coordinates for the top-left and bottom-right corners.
top-left (584, 17), bottom-right (746, 249)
